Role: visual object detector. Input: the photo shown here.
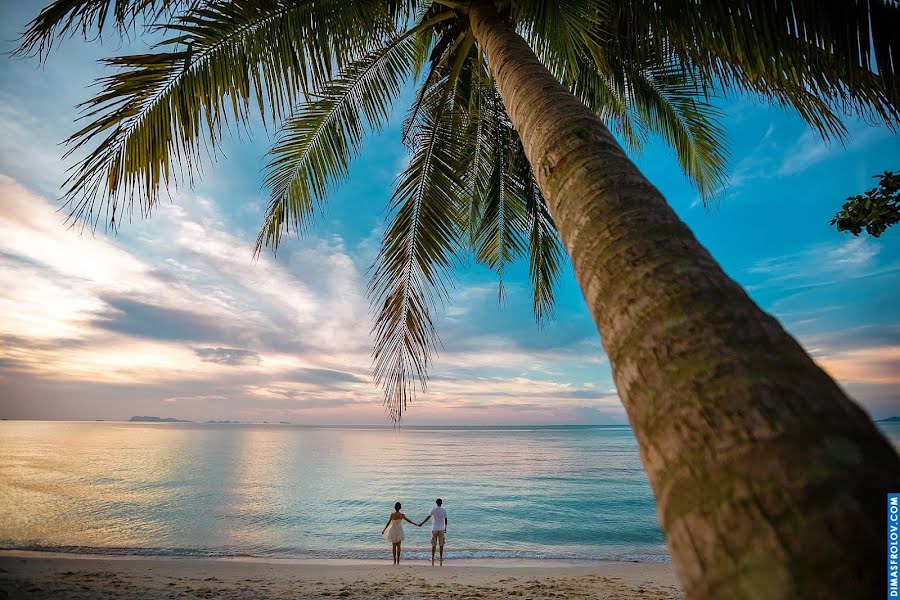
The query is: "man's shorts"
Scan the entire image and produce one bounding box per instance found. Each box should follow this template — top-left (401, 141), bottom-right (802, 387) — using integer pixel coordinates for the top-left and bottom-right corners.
top-left (431, 530), bottom-right (445, 547)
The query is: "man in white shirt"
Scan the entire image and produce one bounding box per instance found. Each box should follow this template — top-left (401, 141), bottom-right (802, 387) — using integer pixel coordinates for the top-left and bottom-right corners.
top-left (418, 498), bottom-right (448, 566)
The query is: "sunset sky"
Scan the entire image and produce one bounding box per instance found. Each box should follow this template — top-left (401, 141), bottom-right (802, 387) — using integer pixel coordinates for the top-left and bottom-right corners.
top-left (1, 0), bottom-right (899, 425)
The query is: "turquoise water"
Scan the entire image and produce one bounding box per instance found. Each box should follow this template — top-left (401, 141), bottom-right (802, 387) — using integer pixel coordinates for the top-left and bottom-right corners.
top-left (2, 421), bottom-right (897, 562)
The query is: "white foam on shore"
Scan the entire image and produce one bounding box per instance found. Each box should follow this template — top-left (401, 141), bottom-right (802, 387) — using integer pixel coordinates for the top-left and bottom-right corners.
top-left (0, 544), bottom-right (671, 563)
top-left (0, 549), bottom-right (666, 568)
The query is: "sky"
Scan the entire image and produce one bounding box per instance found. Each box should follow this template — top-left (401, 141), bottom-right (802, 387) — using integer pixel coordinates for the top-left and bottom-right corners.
top-left (1, 1), bottom-right (899, 425)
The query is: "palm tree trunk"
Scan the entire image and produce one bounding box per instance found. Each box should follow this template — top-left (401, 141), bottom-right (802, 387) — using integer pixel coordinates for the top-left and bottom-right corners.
top-left (469, 2), bottom-right (900, 598)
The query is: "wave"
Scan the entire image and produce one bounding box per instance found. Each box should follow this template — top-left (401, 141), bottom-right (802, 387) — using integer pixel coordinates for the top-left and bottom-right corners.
top-left (0, 543), bottom-right (670, 563)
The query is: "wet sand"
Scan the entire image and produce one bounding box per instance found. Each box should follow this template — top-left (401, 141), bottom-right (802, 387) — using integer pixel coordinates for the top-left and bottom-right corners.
top-left (0, 551), bottom-right (683, 599)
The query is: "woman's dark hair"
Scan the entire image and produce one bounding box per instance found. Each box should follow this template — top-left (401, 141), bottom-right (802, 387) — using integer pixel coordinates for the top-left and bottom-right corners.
top-left (394, 502), bottom-right (401, 511)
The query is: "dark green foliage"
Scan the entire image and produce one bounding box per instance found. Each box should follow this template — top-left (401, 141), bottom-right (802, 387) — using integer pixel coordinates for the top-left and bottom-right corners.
top-left (18, 0), bottom-right (900, 419)
top-left (831, 171), bottom-right (900, 238)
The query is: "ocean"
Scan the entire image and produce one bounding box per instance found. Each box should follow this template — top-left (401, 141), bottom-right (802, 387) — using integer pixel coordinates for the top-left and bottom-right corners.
top-left (2, 421), bottom-right (898, 563)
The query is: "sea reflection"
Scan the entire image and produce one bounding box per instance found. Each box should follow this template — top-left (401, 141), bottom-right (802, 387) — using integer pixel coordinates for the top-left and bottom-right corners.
top-left (1, 421), bottom-right (699, 560)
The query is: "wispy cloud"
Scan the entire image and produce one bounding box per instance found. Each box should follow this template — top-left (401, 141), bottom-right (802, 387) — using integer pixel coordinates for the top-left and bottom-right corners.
top-left (194, 347), bottom-right (261, 366)
top-left (0, 175), bottom-right (626, 423)
top-left (778, 126), bottom-right (891, 177)
top-left (692, 122), bottom-right (893, 208)
top-left (815, 345), bottom-right (900, 385)
top-left (746, 237), bottom-right (890, 292)
top-left (0, 175), bottom-right (372, 393)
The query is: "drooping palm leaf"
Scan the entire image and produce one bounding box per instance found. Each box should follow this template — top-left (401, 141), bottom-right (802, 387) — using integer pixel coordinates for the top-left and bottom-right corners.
top-left (258, 11), bottom-right (457, 252)
top-left (624, 63), bottom-right (729, 199)
top-left (369, 104), bottom-right (468, 420)
top-left (511, 0), bottom-right (607, 85)
top-left (569, 57), bottom-right (649, 154)
top-left (22, 0), bottom-right (900, 422)
top-left (16, 0), bottom-right (193, 57)
top-left (471, 88), bottom-right (527, 301)
top-left (613, 0), bottom-right (900, 138)
top-left (513, 144), bottom-right (563, 325)
top-left (533, 6), bottom-right (729, 197)
top-left (59, 0), bottom-right (394, 229)
top-left (456, 46), bottom-right (566, 323)
top-left (456, 62), bottom-right (563, 319)
top-left (401, 25), bottom-right (468, 146)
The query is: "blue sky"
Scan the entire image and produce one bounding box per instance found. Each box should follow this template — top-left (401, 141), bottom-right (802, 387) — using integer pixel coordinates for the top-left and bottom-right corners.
top-left (1, 1), bottom-right (898, 424)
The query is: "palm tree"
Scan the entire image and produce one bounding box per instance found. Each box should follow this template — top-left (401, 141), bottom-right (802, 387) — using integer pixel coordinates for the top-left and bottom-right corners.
top-left (17, 1), bottom-right (900, 597)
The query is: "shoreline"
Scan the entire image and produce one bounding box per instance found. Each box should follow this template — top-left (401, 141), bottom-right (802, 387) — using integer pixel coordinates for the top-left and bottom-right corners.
top-left (0, 547), bottom-right (671, 564)
top-left (1, 551), bottom-right (684, 599)
top-left (1, 549), bottom-right (655, 568)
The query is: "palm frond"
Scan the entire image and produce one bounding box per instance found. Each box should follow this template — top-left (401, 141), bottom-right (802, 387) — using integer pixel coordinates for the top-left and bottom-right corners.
top-left (15, 0), bottom-right (193, 57)
top-left (625, 63), bottom-right (729, 199)
top-left (511, 0), bottom-right (608, 84)
top-left (614, 0), bottom-right (900, 137)
top-left (459, 52), bottom-right (491, 246)
top-left (60, 0), bottom-right (394, 230)
top-left (457, 67), bottom-right (563, 320)
top-left (258, 12), bottom-right (457, 253)
top-left (471, 89), bottom-right (527, 301)
top-left (569, 54), bottom-right (648, 153)
top-left (401, 25), bottom-right (466, 146)
top-left (512, 143), bottom-right (563, 325)
top-left (369, 103), bottom-right (468, 421)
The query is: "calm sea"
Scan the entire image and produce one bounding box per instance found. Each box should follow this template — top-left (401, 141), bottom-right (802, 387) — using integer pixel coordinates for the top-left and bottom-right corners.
top-left (2, 421), bottom-right (898, 563)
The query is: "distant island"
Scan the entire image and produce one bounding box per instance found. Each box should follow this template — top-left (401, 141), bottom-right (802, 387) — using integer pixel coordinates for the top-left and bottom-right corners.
top-left (877, 416), bottom-right (900, 422)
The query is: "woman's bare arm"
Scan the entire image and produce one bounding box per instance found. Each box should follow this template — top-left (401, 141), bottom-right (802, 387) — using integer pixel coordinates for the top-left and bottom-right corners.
top-left (402, 513), bottom-right (418, 526)
top-left (382, 517), bottom-right (392, 534)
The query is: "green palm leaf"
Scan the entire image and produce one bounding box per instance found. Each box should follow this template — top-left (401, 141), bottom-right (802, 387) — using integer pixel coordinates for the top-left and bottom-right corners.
top-left (614, 0), bottom-right (900, 138)
top-left (471, 89), bottom-right (527, 301)
top-left (515, 145), bottom-right (563, 325)
top-left (258, 12), bottom-right (458, 253)
top-left (625, 64), bottom-right (729, 200)
top-left (23, 0), bottom-right (900, 423)
top-left (59, 0), bottom-right (394, 229)
top-left (511, 0), bottom-right (607, 84)
top-left (16, 0), bottom-right (192, 57)
top-left (569, 59), bottom-right (648, 153)
top-left (456, 65), bottom-right (563, 320)
top-left (369, 104), bottom-right (468, 421)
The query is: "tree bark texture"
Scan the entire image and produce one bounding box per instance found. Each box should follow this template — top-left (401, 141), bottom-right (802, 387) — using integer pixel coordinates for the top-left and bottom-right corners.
top-left (469, 2), bottom-right (900, 598)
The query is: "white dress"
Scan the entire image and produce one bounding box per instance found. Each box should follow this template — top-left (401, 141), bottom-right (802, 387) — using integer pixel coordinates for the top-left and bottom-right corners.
top-left (383, 517), bottom-right (405, 543)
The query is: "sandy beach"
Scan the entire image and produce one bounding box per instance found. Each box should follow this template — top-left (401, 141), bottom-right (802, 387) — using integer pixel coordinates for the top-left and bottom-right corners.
top-left (0, 552), bottom-right (683, 599)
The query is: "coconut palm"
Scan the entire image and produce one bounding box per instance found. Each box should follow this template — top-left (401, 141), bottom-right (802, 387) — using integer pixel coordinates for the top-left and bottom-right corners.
top-left (17, 0), bottom-right (900, 597)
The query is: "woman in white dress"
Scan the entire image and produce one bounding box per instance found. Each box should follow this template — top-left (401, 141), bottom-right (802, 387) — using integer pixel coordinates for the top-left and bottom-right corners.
top-left (381, 502), bottom-right (419, 564)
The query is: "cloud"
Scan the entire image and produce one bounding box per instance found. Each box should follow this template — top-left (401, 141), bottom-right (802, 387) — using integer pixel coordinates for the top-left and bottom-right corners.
top-left (285, 368), bottom-right (366, 384)
top-left (745, 237), bottom-right (889, 292)
top-left (97, 296), bottom-right (236, 343)
top-left (778, 126), bottom-right (891, 177)
top-left (692, 122), bottom-right (894, 208)
top-left (0, 174), bottom-right (623, 423)
top-left (815, 345), bottom-right (900, 385)
top-left (194, 347), bottom-right (261, 366)
top-left (0, 174), bottom-right (374, 395)
top-left (163, 394), bottom-right (227, 403)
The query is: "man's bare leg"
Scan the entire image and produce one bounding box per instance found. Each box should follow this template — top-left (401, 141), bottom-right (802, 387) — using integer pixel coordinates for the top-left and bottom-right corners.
top-left (431, 544), bottom-right (436, 566)
top-left (439, 544), bottom-right (443, 566)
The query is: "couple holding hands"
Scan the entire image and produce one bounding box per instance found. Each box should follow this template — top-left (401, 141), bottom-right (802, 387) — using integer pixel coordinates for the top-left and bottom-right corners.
top-left (381, 498), bottom-right (448, 565)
